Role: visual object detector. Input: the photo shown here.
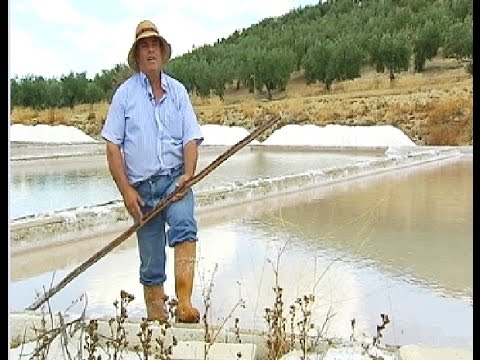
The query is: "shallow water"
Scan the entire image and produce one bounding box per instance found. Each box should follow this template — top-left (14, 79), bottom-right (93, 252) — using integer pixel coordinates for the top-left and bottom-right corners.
top-left (10, 149), bottom-right (379, 219)
top-left (10, 156), bottom-right (472, 350)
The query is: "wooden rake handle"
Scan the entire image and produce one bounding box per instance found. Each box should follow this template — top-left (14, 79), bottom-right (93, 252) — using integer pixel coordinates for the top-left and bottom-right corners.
top-left (26, 115), bottom-right (281, 311)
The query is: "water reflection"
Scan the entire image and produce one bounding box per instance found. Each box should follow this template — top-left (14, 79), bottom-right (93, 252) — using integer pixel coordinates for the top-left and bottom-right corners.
top-left (10, 157), bottom-right (472, 350)
top-left (255, 157), bottom-right (473, 300)
top-left (11, 168), bottom-right (121, 218)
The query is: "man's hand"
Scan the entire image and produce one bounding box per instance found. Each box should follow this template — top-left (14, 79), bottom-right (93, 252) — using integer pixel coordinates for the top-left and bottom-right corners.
top-left (172, 174), bottom-right (192, 202)
top-left (122, 186), bottom-right (144, 222)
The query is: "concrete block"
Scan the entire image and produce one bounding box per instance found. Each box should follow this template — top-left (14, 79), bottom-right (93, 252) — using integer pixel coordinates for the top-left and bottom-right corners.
top-left (172, 340), bottom-right (257, 360)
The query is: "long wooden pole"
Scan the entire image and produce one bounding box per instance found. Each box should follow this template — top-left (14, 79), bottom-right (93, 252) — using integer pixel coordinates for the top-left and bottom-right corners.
top-left (26, 115), bottom-right (281, 311)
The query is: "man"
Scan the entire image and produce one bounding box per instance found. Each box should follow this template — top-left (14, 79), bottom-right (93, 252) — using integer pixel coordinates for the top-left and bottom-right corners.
top-left (101, 20), bottom-right (203, 323)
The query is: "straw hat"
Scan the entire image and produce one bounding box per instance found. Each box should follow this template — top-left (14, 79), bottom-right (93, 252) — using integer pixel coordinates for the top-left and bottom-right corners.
top-left (127, 20), bottom-right (172, 72)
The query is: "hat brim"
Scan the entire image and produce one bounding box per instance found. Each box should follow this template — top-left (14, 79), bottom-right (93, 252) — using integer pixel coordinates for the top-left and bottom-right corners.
top-left (127, 32), bottom-right (172, 72)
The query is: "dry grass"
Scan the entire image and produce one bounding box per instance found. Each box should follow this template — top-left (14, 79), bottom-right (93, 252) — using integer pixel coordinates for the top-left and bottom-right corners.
top-left (425, 96), bottom-right (473, 145)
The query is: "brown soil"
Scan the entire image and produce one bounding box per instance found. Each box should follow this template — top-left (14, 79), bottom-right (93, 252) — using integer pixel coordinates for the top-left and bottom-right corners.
top-left (11, 57), bottom-right (473, 146)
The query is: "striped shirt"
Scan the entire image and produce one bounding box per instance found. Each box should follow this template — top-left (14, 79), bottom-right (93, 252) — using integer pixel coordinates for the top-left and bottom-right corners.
top-left (101, 72), bottom-right (203, 185)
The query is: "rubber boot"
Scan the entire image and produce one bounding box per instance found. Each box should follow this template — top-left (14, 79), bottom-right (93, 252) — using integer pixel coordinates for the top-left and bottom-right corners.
top-left (143, 284), bottom-right (168, 322)
top-left (174, 241), bottom-right (200, 323)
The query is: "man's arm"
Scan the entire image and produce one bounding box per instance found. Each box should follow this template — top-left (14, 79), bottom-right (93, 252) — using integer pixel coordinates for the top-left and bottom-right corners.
top-left (106, 142), bottom-right (130, 195)
top-left (183, 139), bottom-right (199, 178)
top-left (106, 141), bottom-right (143, 221)
top-left (171, 139), bottom-right (199, 202)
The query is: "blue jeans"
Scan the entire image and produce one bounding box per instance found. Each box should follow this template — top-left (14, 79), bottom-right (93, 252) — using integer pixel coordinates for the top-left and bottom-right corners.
top-left (133, 168), bottom-right (198, 286)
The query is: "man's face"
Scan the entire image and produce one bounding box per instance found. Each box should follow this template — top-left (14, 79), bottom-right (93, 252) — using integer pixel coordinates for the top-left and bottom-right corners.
top-left (136, 37), bottom-right (163, 73)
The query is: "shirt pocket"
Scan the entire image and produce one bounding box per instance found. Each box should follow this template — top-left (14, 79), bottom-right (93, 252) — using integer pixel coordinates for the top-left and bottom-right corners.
top-left (125, 106), bottom-right (151, 137)
top-left (162, 105), bottom-right (183, 141)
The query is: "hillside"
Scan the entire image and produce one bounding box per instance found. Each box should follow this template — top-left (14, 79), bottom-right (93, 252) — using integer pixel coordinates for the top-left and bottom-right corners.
top-left (11, 56), bottom-right (473, 146)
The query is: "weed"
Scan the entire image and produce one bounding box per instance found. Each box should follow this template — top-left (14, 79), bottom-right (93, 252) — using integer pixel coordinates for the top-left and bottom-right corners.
top-left (361, 313), bottom-right (392, 360)
top-left (199, 262), bottom-right (246, 359)
top-left (103, 290), bottom-right (134, 358)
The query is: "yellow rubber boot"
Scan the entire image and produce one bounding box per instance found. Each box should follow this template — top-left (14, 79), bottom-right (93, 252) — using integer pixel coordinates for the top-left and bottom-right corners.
top-left (143, 284), bottom-right (168, 322)
top-left (174, 241), bottom-right (200, 323)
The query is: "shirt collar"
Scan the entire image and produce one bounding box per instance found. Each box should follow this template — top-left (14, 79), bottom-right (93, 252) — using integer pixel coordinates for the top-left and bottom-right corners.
top-left (139, 71), bottom-right (168, 92)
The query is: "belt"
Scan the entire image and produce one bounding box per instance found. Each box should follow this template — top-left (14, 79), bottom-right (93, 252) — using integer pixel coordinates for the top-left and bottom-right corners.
top-left (133, 166), bottom-right (184, 187)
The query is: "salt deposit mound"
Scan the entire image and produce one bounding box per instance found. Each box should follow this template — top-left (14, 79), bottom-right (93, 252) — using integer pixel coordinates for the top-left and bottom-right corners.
top-left (262, 124), bottom-right (417, 147)
top-left (200, 124), bottom-right (260, 145)
top-left (10, 124), bottom-right (97, 143)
